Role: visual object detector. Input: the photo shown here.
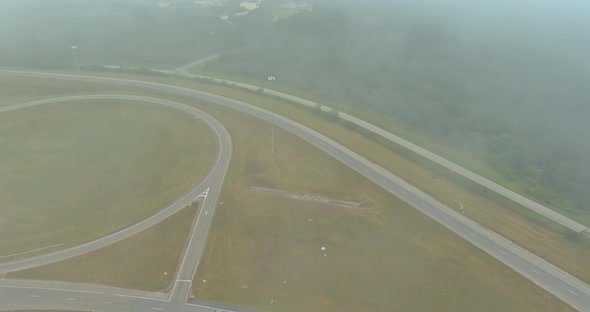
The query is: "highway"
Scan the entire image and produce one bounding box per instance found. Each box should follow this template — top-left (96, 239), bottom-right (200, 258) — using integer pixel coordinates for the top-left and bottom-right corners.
top-left (0, 71), bottom-right (589, 311)
top-left (174, 69), bottom-right (590, 234)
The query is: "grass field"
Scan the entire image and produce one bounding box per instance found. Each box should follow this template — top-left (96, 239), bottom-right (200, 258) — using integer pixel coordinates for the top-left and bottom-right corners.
top-left (7, 206), bottom-right (196, 291)
top-left (92, 70), bottom-right (590, 284)
top-left (4, 72), bottom-right (589, 285)
top-left (0, 94), bottom-right (215, 258)
top-left (190, 102), bottom-right (572, 312)
top-left (0, 73), bottom-right (580, 311)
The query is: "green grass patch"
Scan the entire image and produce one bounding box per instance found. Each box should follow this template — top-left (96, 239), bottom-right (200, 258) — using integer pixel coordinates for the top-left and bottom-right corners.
top-left (7, 206), bottom-right (196, 291)
top-left (0, 95), bottom-right (215, 258)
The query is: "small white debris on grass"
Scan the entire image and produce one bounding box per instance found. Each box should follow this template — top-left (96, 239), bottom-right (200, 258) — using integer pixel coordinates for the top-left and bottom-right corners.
top-left (323, 253), bottom-right (327, 257)
top-left (202, 279), bottom-right (206, 283)
top-left (308, 218), bottom-right (312, 222)
top-left (163, 272), bottom-right (167, 275)
top-left (321, 246), bottom-right (326, 251)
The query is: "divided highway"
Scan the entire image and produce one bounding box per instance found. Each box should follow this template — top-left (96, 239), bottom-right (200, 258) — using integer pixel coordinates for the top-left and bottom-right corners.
top-left (0, 70), bottom-right (589, 311)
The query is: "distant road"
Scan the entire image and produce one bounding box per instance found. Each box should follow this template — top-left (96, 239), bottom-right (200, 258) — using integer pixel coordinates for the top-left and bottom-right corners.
top-left (175, 53), bottom-right (221, 74)
top-left (0, 71), bottom-right (589, 311)
top-left (0, 95), bottom-right (230, 274)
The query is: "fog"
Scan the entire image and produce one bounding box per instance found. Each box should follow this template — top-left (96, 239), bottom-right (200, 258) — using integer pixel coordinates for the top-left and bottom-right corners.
top-left (1, 0), bottom-right (589, 212)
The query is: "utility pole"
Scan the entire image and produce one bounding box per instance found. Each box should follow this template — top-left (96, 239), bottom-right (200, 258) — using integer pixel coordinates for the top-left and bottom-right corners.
top-left (71, 45), bottom-right (87, 105)
top-left (267, 76), bottom-right (276, 156)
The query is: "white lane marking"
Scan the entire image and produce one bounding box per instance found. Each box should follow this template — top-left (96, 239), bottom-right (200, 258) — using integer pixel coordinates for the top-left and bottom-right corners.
top-left (568, 290), bottom-right (579, 296)
top-left (66, 297), bottom-right (76, 301)
top-left (153, 308), bottom-right (164, 310)
top-left (177, 279), bottom-right (192, 282)
top-left (101, 301), bottom-right (112, 304)
top-left (400, 190), bottom-right (407, 195)
top-left (469, 233), bottom-right (478, 238)
top-left (205, 210), bottom-right (208, 215)
top-left (420, 203), bottom-right (427, 208)
top-left (29, 295), bottom-right (40, 298)
top-left (442, 217), bottom-right (451, 222)
top-left (499, 250), bottom-right (508, 255)
top-left (530, 268), bottom-right (541, 275)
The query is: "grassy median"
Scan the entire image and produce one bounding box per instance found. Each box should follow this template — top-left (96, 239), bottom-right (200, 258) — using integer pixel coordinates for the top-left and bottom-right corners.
top-left (0, 90), bottom-right (215, 258)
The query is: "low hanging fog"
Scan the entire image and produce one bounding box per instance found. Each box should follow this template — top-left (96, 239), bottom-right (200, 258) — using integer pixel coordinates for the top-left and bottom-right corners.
top-left (1, 0), bottom-right (589, 213)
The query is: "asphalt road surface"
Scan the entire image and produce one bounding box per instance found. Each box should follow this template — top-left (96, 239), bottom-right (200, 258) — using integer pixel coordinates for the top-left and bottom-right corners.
top-left (0, 71), bottom-right (589, 311)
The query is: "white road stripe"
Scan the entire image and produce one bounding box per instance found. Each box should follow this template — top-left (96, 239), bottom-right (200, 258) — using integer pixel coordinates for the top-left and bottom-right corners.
top-left (442, 217), bottom-right (451, 222)
top-left (153, 308), bottom-right (164, 310)
top-left (66, 297), bottom-right (76, 301)
top-left (469, 233), bottom-right (478, 238)
top-left (101, 301), bottom-right (112, 304)
top-left (400, 190), bottom-right (407, 195)
top-left (568, 290), bottom-right (579, 297)
top-left (530, 269), bottom-right (541, 275)
top-left (29, 295), bottom-right (39, 298)
top-left (499, 250), bottom-right (508, 255)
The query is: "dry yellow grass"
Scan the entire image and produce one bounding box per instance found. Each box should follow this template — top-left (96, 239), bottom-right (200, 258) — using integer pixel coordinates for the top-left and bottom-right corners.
top-left (8, 206), bottom-right (196, 291)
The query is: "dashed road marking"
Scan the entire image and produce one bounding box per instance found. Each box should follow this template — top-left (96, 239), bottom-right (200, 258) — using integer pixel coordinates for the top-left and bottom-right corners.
top-left (29, 295), bottom-right (39, 298)
top-left (400, 190), bottom-right (407, 195)
top-left (530, 268), bottom-right (541, 275)
top-left (469, 233), bottom-right (478, 238)
top-left (205, 210), bottom-right (208, 215)
top-left (153, 307), bottom-right (164, 310)
top-left (66, 298), bottom-right (76, 301)
top-left (101, 301), bottom-right (112, 304)
top-left (568, 290), bottom-right (579, 297)
top-left (499, 250), bottom-right (508, 255)
top-left (443, 217), bottom-right (451, 222)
